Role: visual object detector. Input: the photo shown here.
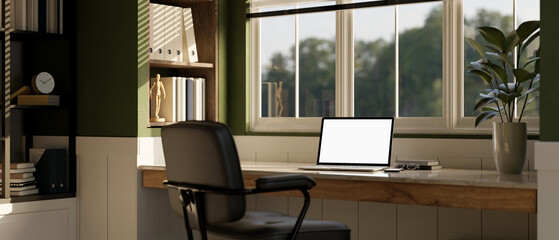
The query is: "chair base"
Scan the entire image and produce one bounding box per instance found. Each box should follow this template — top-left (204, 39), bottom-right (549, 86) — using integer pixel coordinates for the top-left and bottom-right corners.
top-left (207, 212), bottom-right (350, 240)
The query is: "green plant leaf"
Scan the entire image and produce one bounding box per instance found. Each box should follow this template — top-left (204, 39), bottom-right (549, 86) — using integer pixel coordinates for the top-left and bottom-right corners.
top-left (513, 69), bottom-right (537, 84)
top-left (519, 86), bottom-right (539, 99)
top-left (482, 106), bottom-right (502, 112)
top-left (517, 21), bottom-right (540, 42)
top-left (485, 51), bottom-right (514, 68)
top-left (468, 69), bottom-right (493, 85)
top-left (522, 57), bottom-right (540, 69)
top-left (475, 111), bottom-right (498, 127)
top-left (520, 31), bottom-right (540, 56)
top-left (466, 38), bottom-right (485, 57)
top-left (474, 97), bottom-right (499, 111)
top-left (479, 27), bottom-right (505, 51)
top-left (504, 31), bottom-right (520, 54)
top-left (497, 93), bottom-right (516, 104)
top-left (482, 62), bottom-right (508, 84)
top-left (469, 59), bottom-right (486, 70)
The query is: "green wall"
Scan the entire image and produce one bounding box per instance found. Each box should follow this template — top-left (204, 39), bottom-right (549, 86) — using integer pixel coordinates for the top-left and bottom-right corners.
top-left (226, 0), bottom-right (250, 135)
top-left (540, 0), bottom-right (559, 141)
top-left (77, 0), bottom-right (138, 137)
top-left (76, 0), bottom-right (557, 140)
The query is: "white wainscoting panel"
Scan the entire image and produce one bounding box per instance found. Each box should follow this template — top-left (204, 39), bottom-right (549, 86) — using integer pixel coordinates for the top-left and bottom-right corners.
top-left (77, 137), bottom-right (137, 240)
top-left (0, 198), bottom-right (76, 240)
top-left (438, 207), bottom-right (481, 240)
top-left (358, 201), bottom-right (397, 240)
top-left (288, 197), bottom-right (323, 220)
top-left (481, 210), bottom-right (529, 240)
top-left (322, 199), bottom-right (359, 240)
top-left (535, 141), bottom-right (559, 240)
top-left (78, 154), bottom-right (108, 240)
top-left (397, 204), bottom-right (438, 240)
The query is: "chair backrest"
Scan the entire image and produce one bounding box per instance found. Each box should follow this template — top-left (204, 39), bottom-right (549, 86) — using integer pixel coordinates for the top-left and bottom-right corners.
top-left (162, 121), bottom-right (245, 225)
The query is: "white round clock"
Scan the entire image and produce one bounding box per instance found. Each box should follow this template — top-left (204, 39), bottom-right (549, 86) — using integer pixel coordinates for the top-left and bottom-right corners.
top-left (32, 72), bottom-right (55, 94)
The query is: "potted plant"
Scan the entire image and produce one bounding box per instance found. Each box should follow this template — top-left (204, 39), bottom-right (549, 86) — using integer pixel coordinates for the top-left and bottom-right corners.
top-left (467, 20), bottom-right (540, 174)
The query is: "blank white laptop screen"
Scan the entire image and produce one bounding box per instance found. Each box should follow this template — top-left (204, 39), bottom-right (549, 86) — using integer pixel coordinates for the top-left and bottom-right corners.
top-left (317, 118), bottom-right (393, 165)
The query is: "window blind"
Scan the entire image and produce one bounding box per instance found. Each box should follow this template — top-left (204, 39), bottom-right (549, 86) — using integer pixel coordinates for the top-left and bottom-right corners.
top-left (247, 0), bottom-right (441, 18)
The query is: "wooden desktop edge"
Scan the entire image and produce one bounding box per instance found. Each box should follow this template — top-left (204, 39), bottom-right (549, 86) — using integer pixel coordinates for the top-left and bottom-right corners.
top-left (141, 168), bottom-right (536, 213)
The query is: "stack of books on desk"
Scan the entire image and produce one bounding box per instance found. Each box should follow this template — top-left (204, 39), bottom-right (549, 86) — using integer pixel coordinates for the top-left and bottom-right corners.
top-left (0, 162), bottom-right (38, 196)
top-left (396, 159), bottom-right (442, 170)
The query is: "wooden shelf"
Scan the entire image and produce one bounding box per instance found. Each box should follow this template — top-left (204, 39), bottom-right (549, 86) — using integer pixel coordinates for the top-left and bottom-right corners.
top-left (10, 105), bottom-right (63, 109)
top-left (11, 30), bottom-right (68, 41)
top-left (10, 192), bottom-right (76, 203)
top-left (149, 59), bottom-right (213, 69)
top-left (148, 121), bottom-right (177, 127)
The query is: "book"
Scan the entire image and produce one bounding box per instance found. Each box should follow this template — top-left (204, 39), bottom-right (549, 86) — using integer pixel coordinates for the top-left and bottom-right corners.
top-left (194, 78), bottom-right (205, 120)
top-left (0, 167), bottom-right (36, 174)
top-left (176, 77), bottom-right (185, 121)
top-left (418, 165), bottom-right (442, 170)
top-left (10, 86), bottom-right (33, 100)
top-left (0, 177), bottom-right (35, 183)
top-left (1, 181), bottom-right (37, 187)
top-left (0, 172), bottom-right (34, 179)
top-left (396, 159), bottom-right (440, 166)
top-left (18, 95), bottom-right (60, 106)
top-left (10, 188), bottom-right (39, 196)
top-left (0, 162), bottom-right (35, 169)
top-left (1, 184), bottom-right (37, 192)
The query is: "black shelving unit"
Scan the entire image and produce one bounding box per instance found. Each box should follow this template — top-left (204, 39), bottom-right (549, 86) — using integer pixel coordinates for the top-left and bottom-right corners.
top-left (1, 0), bottom-right (77, 202)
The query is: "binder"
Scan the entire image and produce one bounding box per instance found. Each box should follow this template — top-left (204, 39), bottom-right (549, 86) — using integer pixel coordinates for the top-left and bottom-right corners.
top-left (173, 7), bottom-right (183, 62)
top-left (38, 0), bottom-right (46, 32)
top-left (36, 149), bottom-right (58, 194)
top-left (56, 149), bottom-right (67, 193)
top-left (151, 3), bottom-right (165, 60)
top-left (163, 5), bottom-right (174, 61)
top-left (182, 8), bottom-right (198, 62)
top-left (149, 3), bottom-right (155, 59)
top-left (194, 78), bottom-right (205, 120)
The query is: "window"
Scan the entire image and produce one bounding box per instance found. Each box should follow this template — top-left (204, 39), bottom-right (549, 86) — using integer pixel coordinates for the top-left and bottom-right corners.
top-left (250, 0), bottom-right (540, 133)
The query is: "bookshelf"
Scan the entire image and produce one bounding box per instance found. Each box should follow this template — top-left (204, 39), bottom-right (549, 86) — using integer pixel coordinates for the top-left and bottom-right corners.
top-left (1, 0), bottom-right (77, 202)
top-left (147, 0), bottom-right (219, 127)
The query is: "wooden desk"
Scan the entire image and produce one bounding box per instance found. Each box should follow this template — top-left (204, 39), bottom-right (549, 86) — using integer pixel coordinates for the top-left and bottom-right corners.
top-left (140, 162), bottom-right (537, 213)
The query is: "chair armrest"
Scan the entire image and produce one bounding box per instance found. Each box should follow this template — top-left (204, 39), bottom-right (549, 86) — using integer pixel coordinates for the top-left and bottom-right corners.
top-left (255, 174), bottom-right (316, 191)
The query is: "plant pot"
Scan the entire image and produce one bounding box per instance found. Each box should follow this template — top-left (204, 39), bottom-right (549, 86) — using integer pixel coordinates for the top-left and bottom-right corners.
top-left (492, 122), bottom-right (527, 174)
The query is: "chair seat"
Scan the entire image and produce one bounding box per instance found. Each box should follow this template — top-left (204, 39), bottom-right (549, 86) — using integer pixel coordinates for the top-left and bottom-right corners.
top-left (207, 212), bottom-right (350, 240)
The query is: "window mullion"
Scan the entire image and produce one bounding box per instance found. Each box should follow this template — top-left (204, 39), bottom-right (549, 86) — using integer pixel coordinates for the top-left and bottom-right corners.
top-left (394, 6), bottom-right (400, 118)
top-left (295, 15), bottom-right (300, 118)
top-left (335, 6), bottom-right (354, 117)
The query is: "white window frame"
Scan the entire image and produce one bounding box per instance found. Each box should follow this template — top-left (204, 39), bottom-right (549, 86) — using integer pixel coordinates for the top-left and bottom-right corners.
top-left (250, 0), bottom-right (540, 134)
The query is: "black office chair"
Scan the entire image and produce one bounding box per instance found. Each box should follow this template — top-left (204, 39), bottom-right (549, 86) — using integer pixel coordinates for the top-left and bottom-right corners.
top-left (161, 121), bottom-right (350, 240)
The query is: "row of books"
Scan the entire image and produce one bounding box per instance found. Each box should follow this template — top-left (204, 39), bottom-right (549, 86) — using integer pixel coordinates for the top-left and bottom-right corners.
top-left (395, 159), bottom-right (442, 170)
top-left (149, 3), bottom-right (198, 63)
top-left (150, 77), bottom-right (205, 122)
top-left (17, 94), bottom-right (60, 106)
top-left (10, 0), bottom-right (63, 34)
top-left (0, 162), bottom-right (38, 196)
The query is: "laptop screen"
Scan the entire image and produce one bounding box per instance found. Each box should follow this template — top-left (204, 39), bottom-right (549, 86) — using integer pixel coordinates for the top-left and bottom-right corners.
top-left (317, 117), bottom-right (394, 165)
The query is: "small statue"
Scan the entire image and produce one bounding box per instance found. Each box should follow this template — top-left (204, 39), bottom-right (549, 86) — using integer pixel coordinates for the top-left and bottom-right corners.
top-left (276, 81), bottom-right (284, 117)
top-left (150, 74), bottom-right (166, 122)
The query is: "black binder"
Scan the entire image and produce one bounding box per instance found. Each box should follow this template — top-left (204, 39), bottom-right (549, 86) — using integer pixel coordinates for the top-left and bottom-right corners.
top-left (36, 149), bottom-right (67, 194)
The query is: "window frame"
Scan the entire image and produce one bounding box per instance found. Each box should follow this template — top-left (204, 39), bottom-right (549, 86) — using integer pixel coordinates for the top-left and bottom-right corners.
top-left (249, 0), bottom-right (540, 134)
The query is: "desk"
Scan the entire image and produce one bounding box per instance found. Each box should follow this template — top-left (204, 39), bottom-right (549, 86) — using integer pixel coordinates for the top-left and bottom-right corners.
top-left (140, 162), bottom-right (537, 213)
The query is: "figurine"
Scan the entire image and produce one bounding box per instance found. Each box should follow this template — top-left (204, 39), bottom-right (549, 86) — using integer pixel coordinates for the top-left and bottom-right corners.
top-left (150, 74), bottom-right (166, 122)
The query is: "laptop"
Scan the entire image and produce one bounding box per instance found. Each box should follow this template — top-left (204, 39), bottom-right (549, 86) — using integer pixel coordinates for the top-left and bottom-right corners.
top-left (299, 117), bottom-right (394, 172)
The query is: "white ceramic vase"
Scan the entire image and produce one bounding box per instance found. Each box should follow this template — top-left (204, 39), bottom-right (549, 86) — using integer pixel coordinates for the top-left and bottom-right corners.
top-left (492, 122), bottom-right (527, 174)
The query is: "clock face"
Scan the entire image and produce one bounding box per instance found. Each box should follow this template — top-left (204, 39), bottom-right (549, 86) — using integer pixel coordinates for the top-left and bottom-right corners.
top-left (32, 72), bottom-right (55, 94)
